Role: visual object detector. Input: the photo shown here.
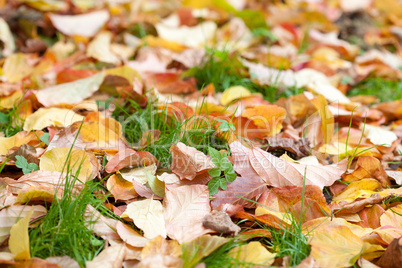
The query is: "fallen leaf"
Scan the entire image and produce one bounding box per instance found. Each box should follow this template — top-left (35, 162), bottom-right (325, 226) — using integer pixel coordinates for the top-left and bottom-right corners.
top-left (39, 148), bottom-right (99, 182)
top-left (87, 32), bottom-right (121, 64)
top-left (170, 142), bottom-right (215, 180)
top-left (0, 89), bottom-right (23, 109)
top-left (86, 244), bottom-right (126, 268)
top-left (106, 174), bottom-right (138, 201)
top-left (23, 108), bottom-right (84, 131)
top-left (266, 137), bottom-right (311, 159)
top-left (45, 256), bottom-right (80, 268)
top-left (376, 237), bottom-right (402, 268)
top-left (116, 221), bottom-right (149, 247)
top-left (228, 241), bottom-right (276, 266)
top-left (9, 208), bottom-right (33, 260)
top-left (146, 72), bottom-right (197, 94)
top-left (3, 53), bottom-right (34, 83)
top-left (163, 185), bottom-right (213, 243)
top-left (380, 204), bottom-right (402, 228)
top-left (49, 10), bottom-right (110, 37)
top-left (230, 141), bottom-right (347, 188)
top-left (155, 21), bottom-right (217, 47)
top-left (241, 104), bottom-right (287, 137)
top-left (105, 148), bottom-right (158, 173)
top-left (35, 72), bottom-right (105, 107)
top-left (309, 224), bottom-right (365, 268)
top-left (141, 235), bottom-right (181, 259)
top-left (211, 176), bottom-right (267, 209)
top-left (332, 179), bottom-right (382, 203)
top-left (361, 124), bottom-right (398, 147)
top-left (343, 156), bottom-right (390, 187)
top-left (137, 254), bottom-right (184, 268)
top-left (310, 94), bottom-right (334, 144)
top-left (46, 119), bottom-right (128, 153)
top-left (0, 17), bottom-right (15, 56)
top-left (181, 235), bottom-right (229, 268)
top-left (15, 185), bottom-right (61, 204)
top-left (220, 86), bottom-right (252, 106)
top-left (84, 205), bottom-right (121, 245)
top-left (0, 205), bottom-right (46, 244)
top-left (8, 144), bottom-right (39, 165)
top-left (4, 170), bottom-right (81, 195)
top-left (122, 199), bottom-right (167, 239)
top-left (331, 193), bottom-right (384, 216)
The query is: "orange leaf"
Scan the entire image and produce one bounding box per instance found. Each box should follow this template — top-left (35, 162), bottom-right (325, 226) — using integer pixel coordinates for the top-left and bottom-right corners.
top-left (241, 105), bottom-right (286, 137)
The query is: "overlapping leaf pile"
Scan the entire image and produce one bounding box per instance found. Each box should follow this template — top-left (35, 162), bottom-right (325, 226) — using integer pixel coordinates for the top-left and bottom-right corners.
top-left (1, 0), bottom-right (402, 267)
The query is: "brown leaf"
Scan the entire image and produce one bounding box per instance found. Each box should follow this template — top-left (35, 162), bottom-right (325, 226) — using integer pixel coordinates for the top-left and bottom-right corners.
top-left (230, 141), bottom-right (347, 188)
top-left (8, 144), bottom-right (39, 165)
top-left (170, 142), bottom-right (215, 180)
top-left (235, 211), bottom-right (289, 230)
top-left (376, 237), bottom-right (402, 268)
top-left (211, 176), bottom-right (267, 209)
top-left (202, 211), bottom-right (241, 236)
top-left (266, 137), bottom-right (311, 159)
top-left (356, 205), bottom-right (385, 229)
top-left (330, 193), bottom-right (384, 215)
top-left (146, 72), bottom-right (197, 94)
top-left (105, 148), bottom-right (158, 173)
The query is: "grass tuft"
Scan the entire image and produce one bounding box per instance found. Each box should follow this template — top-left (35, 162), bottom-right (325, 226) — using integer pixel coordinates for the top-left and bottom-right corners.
top-left (347, 77), bottom-right (402, 103)
top-left (184, 47), bottom-right (304, 102)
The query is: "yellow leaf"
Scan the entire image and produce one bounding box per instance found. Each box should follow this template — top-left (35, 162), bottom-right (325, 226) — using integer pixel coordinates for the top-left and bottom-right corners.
top-left (9, 208), bottom-right (33, 261)
top-left (0, 131), bottom-right (43, 156)
top-left (332, 179), bottom-right (382, 203)
top-left (309, 224), bottom-right (364, 268)
top-left (255, 207), bottom-right (292, 225)
top-left (15, 185), bottom-right (60, 204)
top-left (141, 235), bottom-right (181, 260)
top-left (0, 89), bottom-right (23, 110)
top-left (228, 241), bottom-right (276, 266)
top-left (39, 148), bottom-right (99, 182)
top-left (220, 86), bottom-right (251, 106)
top-left (104, 66), bottom-right (141, 86)
top-left (181, 235), bottom-right (229, 267)
top-left (23, 108), bottom-right (84, 131)
top-left (3, 53), bottom-right (34, 83)
top-left (142, 36), bottom-right (187, 53)
top-left (18, 0), bottom-right (68, 11)
top-left (311, 94), bottom-right (334, 144)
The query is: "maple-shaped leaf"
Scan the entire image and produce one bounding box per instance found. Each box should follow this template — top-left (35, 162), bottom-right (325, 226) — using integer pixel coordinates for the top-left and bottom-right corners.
top-left (230, 141), bottom-right (347, 188)
top-left (163, 185), bottom-right (213, 243)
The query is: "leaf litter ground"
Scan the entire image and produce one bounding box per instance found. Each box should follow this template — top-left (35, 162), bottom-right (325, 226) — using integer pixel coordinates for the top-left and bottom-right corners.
top-left (1, 0), bottom-right (402, 267)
